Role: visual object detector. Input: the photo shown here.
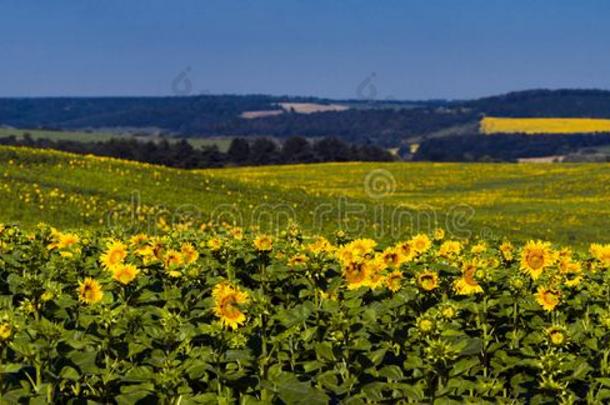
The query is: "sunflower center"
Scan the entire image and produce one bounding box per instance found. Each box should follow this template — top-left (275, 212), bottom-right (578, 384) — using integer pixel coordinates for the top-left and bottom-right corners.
top-left (526, 251), bottom-right (544, 269)
top-left (464, 268), bottom-right (479, 286)
top-left (220, 296), bottom-right (241, 320)
top-left (345, 263), bottom-right (367, 283)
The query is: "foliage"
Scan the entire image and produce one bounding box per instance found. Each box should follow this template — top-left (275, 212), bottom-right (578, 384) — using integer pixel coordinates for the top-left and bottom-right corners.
top-left (0, 136), bottom-right (395, 169)
top-left (1, 223), bottom-right (610, 403)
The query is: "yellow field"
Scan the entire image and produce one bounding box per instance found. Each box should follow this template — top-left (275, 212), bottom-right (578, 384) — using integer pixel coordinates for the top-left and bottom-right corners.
top-left (480, 116), bottom-right (610, 134)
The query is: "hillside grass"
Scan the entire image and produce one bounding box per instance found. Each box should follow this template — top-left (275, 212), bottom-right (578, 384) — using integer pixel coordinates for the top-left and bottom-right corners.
top-left (481, 117), bottom-right (610, 135)
top-left (0, 128), bottom-right (232, 152)
top-left (1, 145), bottom-right (610, 247)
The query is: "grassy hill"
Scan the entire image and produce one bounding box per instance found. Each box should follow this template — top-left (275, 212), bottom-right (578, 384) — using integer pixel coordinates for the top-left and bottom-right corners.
top-left (1, 145), bottom-right (610, 247)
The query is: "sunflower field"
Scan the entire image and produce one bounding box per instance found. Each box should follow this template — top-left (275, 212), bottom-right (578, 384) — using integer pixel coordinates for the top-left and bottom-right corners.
top-left (2, 222), bottom-right (610, 404)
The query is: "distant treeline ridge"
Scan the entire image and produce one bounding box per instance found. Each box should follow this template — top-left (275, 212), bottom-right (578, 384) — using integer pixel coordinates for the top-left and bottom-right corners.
top-left (0, 134), bottom-right (395, 168)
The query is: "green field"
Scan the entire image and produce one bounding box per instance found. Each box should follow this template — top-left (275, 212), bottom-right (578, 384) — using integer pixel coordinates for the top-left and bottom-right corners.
top-left (0, 128), bottom-right (233, 152)
top-left (1, 145), bottom-right (609, 247)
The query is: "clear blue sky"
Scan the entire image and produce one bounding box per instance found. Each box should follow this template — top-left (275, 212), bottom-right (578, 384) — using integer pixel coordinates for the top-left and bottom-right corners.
top-left (2, 0), bottom-right (610, 99)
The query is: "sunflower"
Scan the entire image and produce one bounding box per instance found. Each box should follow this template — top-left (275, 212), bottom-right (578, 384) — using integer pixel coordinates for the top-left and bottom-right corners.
top-left (411, 234), bottom-right (432, 254)
top-left (100, 240), bottom-right (128, 270)
top-left (288, 254), bottom-right (309, 267)
top-left (112, 264), bottom-right (140, 285)
top-left (380, 247), bottom-right (404, 268)
top-left (78, 278), bottom-right (104, 304)
top-left (417, 270), bottom-right (439, 292)
top-left (417, 317), bottom-right (436, 334)
top-left (163, 249), bottom-right (183, 268)
top-left (470, 242), bottom-right (487, 255)
top-left (454, 261), bottom-right (484, 295)
top-left (181, 243), bottom-right (199, 264)
top-left (58, 233), bottom-right (79, 250)
top-left (385, 270), bottom-right (403, 292)
top-left (545, 326), bottom-right (567, 346)
top-left (129, 233), bottom-right (148, 247)
top-left (590, 243), bottom-right (610, 268)
top-left (213, 283), bottom-right (249, 330)
top-left (520, 241), bottom-right (555, 280)
top-left (229, 227), bottom-right (244, 240)
top-left (366, 260), bottom-right (386, 290)
top-left (343, 261), bottom-right (370, 290)
top-left (434, 228), bottom-right (445, 241)
top-left (438, 241), bottom-right (462, 259)
top-left (307, 236), bottom-right (334, 255)
top-left (254, 235), bottom-right (273, 252)
top-left (348, 238), bottom-right (377, 259)
top-left (0, 322), bottom-right (12, 341)
top-left (499, 241), bottom-right (514, 261)
top-left (395, 241), bottom-right (416, 263)
top-left (536, 287), bottom-right (560, 311)
top-left (207, 237), bottom-right (222, 252)
top-left (439, 303), bottom-right (458, 320)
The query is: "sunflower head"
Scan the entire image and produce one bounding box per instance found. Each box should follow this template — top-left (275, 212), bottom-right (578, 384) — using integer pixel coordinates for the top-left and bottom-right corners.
top-left (454, 260), bottom-right (484, 295)
top-left (520, 241), bottom-right (555, 280)
top-left (417, 316), bottom-right (436, 334)
top-left (78, 278), bottom-right (104, 305)
top-left (254, 235), bottom-right (273, 252)
top-left (343, 261), bottom-right (369, 290)
top-left (288, 254), bottom-right (309, 267)
top-left (207, 238), bottom-right (223, 252)
top-left (536, 287), bottom-right (560, 312)
top-left (438, 241), bottom-right (462, 259)
top-left (411, 234), bottom-right (432, 254)
top-left (213, 283), bottom-right (249, 330)
top-left (590, 243), bottom-right (610, 267)
top-left (181, 243), bottom-right (199, 264)
top-left (385, 270), bottom-right (403, 292)
top-left (499, 241), bottom-right (514, 261)
top-left (0, 322), bottom-right (12, 341)
top-left (434, 228), bottom-right (445, 241)
top-left (112, 264), bottom-right (140, 285)
top-left (101, 240), bottom-right (128, 270)
top-left (417, 270), bottom-right (439, 292)
top-left (545, 326), bottom-right (567, 346)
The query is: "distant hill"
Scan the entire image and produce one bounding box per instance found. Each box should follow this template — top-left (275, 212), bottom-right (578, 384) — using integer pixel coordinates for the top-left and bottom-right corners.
top-left (2, 89), bottom-right (610, 149)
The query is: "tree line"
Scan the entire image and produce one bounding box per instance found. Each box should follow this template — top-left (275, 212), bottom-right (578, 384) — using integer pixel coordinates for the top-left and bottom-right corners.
top-left (0, 134), bottom-right (395, 168)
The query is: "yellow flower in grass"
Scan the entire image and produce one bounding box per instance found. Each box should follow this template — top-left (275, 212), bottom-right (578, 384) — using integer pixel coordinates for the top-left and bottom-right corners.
top-left (411, 234), bottom-right (431, 254)
top-left (438, 241), bottom-right (462, 259)
top-left (520, 241), bottom-right (555, 280)
top-left (454, 261), bottom-right (484, 295)
top-left (254, 235), bottom-right (273, 252)
top-left (0, 322), bottom-right (12, 341)
top-left (100, 240), bottom-right (127, 270)
top-left (78, 278), bottom-right (103, 304)
top-left (181, 243), bottom-right (199, 264)
top-left (213, 283), bottom-right (249, 330)
top-left (590, 243), bottom-right (610, 268)
top-left (417, 270), bottom-right (439, 292)
top-left (112, 264), bottom-right (140, 285)
top-left (288, 254), bottom-right (309, 267)
top-left (546, 326), bottom-right (567, 346)
top-left (385, 270), bottom-right (403, 292)
top-left (536, 287), bottom-right (560, 312)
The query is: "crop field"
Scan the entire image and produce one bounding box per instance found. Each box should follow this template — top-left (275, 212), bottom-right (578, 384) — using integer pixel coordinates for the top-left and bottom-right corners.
top-left (0, 128), bottom-right (233, 152)
top-left (2, 219), bottom-right (610, 402)
top-left (480, 117), bottom-right (610, 135)
top-left (1, 146), bottom-right (610, 246)
top-left (2, 146), bottom-right (610, 402)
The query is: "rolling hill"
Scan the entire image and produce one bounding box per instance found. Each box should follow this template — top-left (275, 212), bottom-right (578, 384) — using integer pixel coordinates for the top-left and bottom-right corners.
top-left (1, 145), bottom-right (610, 247)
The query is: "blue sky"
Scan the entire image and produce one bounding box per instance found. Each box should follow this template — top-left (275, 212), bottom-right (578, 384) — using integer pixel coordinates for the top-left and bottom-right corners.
top-left (2, 0), bottom-right (610, 99)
